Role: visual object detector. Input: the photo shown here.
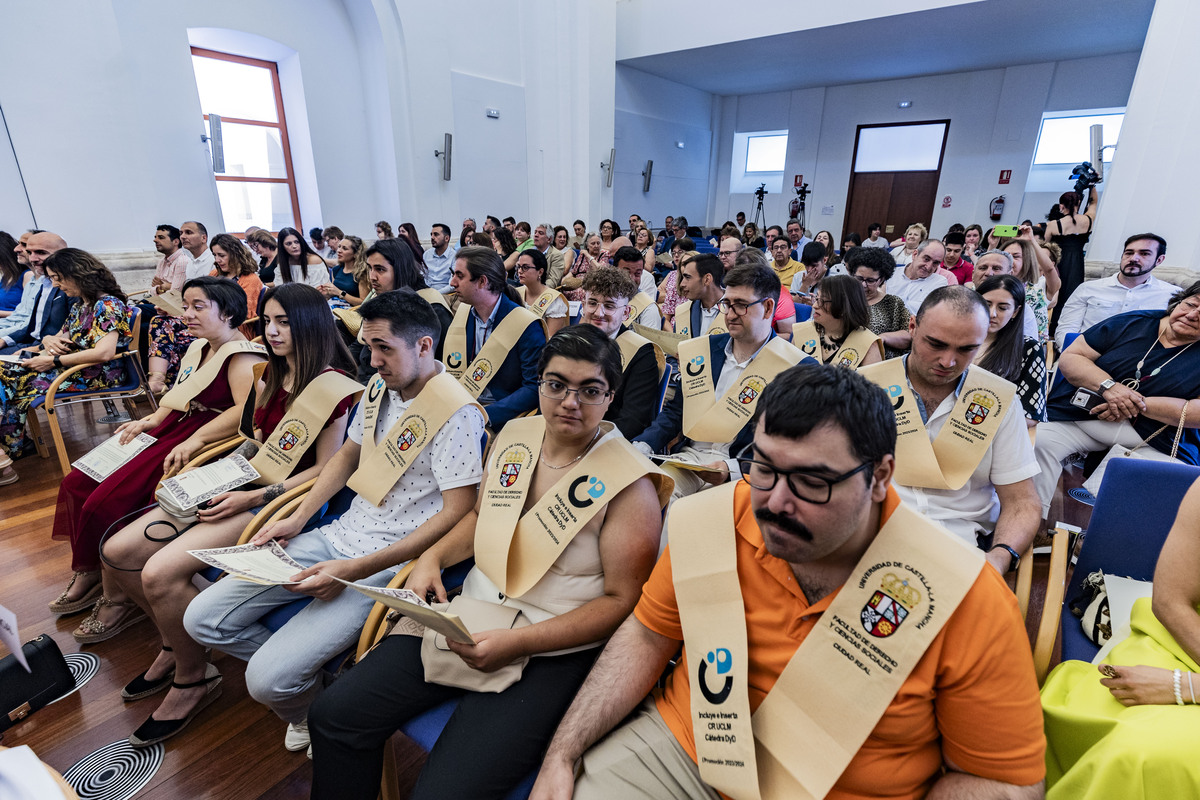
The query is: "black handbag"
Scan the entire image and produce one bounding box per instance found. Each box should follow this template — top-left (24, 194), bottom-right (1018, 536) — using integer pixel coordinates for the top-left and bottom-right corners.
top-left (0, 634), bottom-right (75, 734)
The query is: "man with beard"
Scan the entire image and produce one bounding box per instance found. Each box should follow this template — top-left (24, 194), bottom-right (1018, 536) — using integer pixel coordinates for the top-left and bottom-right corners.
top-left (1054, 233), bottom-right (1177, 350)
top-left (530, 363), bottom-right (1045, 800)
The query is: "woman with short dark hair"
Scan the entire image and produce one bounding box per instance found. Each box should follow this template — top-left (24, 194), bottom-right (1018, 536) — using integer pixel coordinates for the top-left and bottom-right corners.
top-left (792, 275), bottom-right (883, 369)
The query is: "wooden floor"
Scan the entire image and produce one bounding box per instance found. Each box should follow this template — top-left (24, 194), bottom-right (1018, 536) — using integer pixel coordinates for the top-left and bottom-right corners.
top-left (0, 397), bottom-right (1094, 799)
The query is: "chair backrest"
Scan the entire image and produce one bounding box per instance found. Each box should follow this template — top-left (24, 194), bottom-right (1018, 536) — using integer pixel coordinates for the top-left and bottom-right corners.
top-left (795, 303), bottom-right (812, 323)
top-left (1048, 331), bottom-right (1080, 395)
top-left (1059, 457), bottom-right (1200, 662)
top-left (656, 362), bottom-right (675, 414)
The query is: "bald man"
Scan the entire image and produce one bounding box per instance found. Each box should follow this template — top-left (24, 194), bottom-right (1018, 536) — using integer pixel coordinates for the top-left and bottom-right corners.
top-left (1, 231), bottom-right (73, 355)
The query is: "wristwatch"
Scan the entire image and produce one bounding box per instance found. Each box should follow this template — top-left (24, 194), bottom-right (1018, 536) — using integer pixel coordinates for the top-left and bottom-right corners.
top-left (53, 355), bottom-right (63, 369)
top-left (1098, 378), bottom-right (1116, 393)
top-left (989, 543), bottom-right (1021, 573)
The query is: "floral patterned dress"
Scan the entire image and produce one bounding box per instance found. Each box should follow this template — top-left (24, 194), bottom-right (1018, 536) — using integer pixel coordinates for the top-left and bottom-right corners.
top-left (148, 311), bottom-right (197, 386)
top-left (0, 296), bottom-right (131, 456)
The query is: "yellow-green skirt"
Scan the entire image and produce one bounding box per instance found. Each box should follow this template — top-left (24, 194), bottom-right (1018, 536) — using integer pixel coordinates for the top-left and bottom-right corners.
top-left (1041, 597), bottom-right (1200, 798)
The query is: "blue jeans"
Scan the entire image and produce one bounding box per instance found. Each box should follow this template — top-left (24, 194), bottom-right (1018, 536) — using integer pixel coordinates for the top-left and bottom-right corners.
top-left (183, 530), bottom-right (397, 723)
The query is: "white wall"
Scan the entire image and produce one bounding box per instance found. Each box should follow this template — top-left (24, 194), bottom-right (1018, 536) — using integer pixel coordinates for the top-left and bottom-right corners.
top-left (612, 66), bottom-right (713, 231)
top-left (680, 52), bottom-right (1139, 241)
top-left (616, 0), bottom-right (975, 60)
top-left (0, 0), bottom-right (618, 264)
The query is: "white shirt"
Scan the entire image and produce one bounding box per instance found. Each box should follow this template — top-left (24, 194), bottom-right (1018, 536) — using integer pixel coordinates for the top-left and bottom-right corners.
top-left (281, 261), bottom-right (329, 289)
top-left (632, 293), bottom-right (662, 331)
top-left (0, 273), bottom-right (44, 344)
top-left (321, 370), bottom-right (485, 561)
top-left (862, 237), bottom-right (890, 249)
top-left (684, 336), bottom-right (772, 479)
top-left (887, 269), bottom-right (949, 315)
top-left (638, 270), bottom-right (657, 297)
top-left (186, 249), bottom-right (214, 281)
top-left (893, 359), bottom-right (1039, 545)
top-left (423, 246), bottom-right (455, 293)
top-left (1054, 273), bottom-right (1179, 350)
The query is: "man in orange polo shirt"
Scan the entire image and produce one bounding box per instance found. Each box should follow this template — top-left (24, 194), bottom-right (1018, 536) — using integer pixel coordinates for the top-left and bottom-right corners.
top-left (531, 363), bottom-right (1045, 800)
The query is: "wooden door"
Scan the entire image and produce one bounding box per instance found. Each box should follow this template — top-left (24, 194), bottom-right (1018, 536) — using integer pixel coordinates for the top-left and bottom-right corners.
top-left (842, 121), bottom-right (948, 243)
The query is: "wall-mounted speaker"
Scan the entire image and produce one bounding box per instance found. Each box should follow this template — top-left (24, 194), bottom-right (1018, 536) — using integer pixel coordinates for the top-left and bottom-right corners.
top-left (602, 148), bottom-right (615, 188)
top-left (642, 159), bottom-right (653, 193)
top-left (1089, 124), bottom-right (1104, 184)
top-left (435, 133), bottom-right (452, 181)
top-left (206, 113), bottom-right (224, 173)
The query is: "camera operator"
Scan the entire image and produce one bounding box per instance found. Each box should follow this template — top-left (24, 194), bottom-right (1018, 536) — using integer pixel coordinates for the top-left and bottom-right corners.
top-left (1044, 164), bottom-right (1100, 325)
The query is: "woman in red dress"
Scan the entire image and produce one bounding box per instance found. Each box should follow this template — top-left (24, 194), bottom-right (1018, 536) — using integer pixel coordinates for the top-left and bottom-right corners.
top-left (102, 283), bottom-right (356, 746)
top-left (49, 277), bottom-right (264, 623)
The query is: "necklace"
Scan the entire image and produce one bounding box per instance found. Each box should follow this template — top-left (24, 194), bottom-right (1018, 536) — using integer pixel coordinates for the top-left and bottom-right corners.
top-left (1123, 330), bottom-right (1198, 390)
top-left (539, 427), bottom-right (601, 469)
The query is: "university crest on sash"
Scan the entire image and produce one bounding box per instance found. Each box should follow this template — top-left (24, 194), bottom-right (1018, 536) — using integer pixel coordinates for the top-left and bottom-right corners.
top-left (965, 390), bottom-right (997, 426)
top-left (738, 377), bottom-right (765, 405)
top-left (277, 421), bottom-right (308, 452)
top-left (861, 572), bottom-right (921, 638)
top-left (471, 359), bottom-right (493, 383)
top-left (837, 349), bottom-right (860, 368)
top-left (500, 450), bottom-right (523, 487)
top-left (396, 418), bottom-right (426, 452)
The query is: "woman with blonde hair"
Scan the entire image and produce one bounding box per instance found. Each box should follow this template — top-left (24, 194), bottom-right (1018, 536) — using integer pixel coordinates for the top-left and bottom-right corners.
top-left (890, 223), bottom-right (927, 266)
top-left (319, 234), bottom-right (369, 306)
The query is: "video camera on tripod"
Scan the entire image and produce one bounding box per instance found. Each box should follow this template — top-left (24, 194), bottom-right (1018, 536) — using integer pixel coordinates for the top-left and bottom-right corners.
top-left (754, 183), bottom-right (768, 200)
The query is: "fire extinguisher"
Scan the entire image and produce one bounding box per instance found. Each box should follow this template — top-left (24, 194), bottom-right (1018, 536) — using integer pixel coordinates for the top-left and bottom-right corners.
top-left (989, 195), bottom-right (1005, 221)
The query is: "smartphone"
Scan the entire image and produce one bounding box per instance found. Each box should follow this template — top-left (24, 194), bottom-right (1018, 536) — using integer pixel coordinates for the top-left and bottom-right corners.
top-left (1070, 387), bottom-right (1104, 412)
top-left (993, 225), bottom-right (1019, 238)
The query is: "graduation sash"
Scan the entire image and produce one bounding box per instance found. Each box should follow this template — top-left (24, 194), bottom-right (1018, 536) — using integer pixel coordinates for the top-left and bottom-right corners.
top-left (417, 287), bottom-right (452, 314)
top-left (859, 358), bottom-right (1017, 491)
top-left (677, 336), bottom-right (805, 443)
top-left (443, 302), bottom-right (539, 399)
top-left (474, 416), bottom-right (672, 598)
top-left (239, 362), bottom-right (364, 484)
top-left (675, 299), bottom-right (728, 338)
top-left (517, 286), bottom-right (564, 319)
top-left (629, 291), bottom-right (655, 322)
top-left (160, 339), bottom-right (266, 412)
top-left (790, 321), bottom-right (882, 370)
top-left (345, 371), bottom-right (485, 507)
top-left (672, 483), bottom-right (982, 800)
top-left (616, 330), bottom-right (665, 378)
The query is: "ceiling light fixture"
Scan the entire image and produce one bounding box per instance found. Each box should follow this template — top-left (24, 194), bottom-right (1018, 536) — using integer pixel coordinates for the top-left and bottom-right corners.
top-left (897, 100), bottom-right (912, 109)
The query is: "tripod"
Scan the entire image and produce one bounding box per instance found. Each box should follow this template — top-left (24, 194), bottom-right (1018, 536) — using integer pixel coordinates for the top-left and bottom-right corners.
top-left (792, 183), bottom-right (812, 232)
top-left (751, 188), bottom-right (767, 233)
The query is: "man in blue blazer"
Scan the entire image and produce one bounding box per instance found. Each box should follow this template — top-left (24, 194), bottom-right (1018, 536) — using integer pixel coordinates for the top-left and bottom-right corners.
top-left (634, 263), bottom-right (814, 497)
top-left (447, 246), bottom-right (546, 431)
top-left (1, 231), bottom-right (75, 355)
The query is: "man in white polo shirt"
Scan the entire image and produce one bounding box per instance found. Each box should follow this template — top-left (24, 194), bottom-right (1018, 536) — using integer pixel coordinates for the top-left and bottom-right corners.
top-left (886, 238), bottom-right (948, 315)
top-left (1054, 232), bottom-right (1177, 350)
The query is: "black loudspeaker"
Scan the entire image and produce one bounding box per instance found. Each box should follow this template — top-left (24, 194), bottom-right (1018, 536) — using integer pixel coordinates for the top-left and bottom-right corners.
top-left (642, 160), bottom-right (653, 192)
top-left (435, 133), bottom-right (452, 181)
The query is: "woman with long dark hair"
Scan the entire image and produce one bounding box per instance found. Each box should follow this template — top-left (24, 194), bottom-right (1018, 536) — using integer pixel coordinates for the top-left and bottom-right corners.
top-left (0, 249), bottom-right (131, 485)
top-left (974, 274), bottom-right (1046, 425)
top-left (1043, 187), bottom-right (1096, 318)
top-left (0, 231), bottom-right (30, 316)
top-left (95, 283), bottom-right (356, 747)
top-left (492, 226), bottom-right (520, 279)
top-left (273, 227), bottom-right (330, 290)
top-left (50, 277), bottom-right (263, 624)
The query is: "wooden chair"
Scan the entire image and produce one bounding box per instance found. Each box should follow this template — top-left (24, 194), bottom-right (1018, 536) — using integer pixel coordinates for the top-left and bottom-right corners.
top-left (27, 305), bottom-right (158, 475)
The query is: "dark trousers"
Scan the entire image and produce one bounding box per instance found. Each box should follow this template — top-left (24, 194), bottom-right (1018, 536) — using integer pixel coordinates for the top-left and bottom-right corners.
top-left (309, 634), bottom-right (597, 800)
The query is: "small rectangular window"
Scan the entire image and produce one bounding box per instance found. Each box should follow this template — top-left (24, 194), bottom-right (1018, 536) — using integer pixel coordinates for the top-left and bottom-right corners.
top-left (854, 123), bottom-right (947, 172)
top-left (745, 134), bottom-right (788, 173)
top-left (1033, 113), bottom-right (1122, 165)
top-left (191, 47), bottom-right (300, 232)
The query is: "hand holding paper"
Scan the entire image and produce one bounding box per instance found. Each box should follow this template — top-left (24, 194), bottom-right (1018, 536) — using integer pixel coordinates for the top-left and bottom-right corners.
top-left (334, 580), bottom-right (474, 644)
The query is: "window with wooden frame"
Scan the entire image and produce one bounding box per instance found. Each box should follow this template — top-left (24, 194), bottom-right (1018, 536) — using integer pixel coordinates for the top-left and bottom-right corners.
top-left (190, 47), bottom-right (301, 233)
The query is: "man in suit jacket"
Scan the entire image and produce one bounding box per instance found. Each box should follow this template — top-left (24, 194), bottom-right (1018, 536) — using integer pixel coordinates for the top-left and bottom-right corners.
top-left (534, 223), bottom-right (567, 289)
top-left (1, 231), bottom-right (74, 355)
top-left (634, 264), bottom-right (814, 497)
top-left (448, 246), bottom-right (546, 430)
top-left (580, 266), bottom-right (661, 440)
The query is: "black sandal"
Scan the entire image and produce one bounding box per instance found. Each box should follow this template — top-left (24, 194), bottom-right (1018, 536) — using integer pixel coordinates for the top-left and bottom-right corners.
top-left (121, 646), bottom-right (175, 701)
top-left (129, 663), bottom-right (222, 748)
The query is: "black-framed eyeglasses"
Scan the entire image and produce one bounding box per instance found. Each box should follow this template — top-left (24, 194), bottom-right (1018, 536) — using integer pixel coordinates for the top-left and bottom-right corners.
top-left (538, 379), bottom-right (612, 405)
top-left (735, 445), bottom-right (873, 504)
top-left (717, 297), bottom-right (768, 316)
top-left (854, 274), bottom-right (881, 286)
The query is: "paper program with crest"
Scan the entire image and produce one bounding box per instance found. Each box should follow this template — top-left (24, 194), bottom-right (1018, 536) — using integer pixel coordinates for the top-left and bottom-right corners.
top-left (72, 432), bottom-right (158, 482)
top-left (160, 455), bottom-right (260, 510)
